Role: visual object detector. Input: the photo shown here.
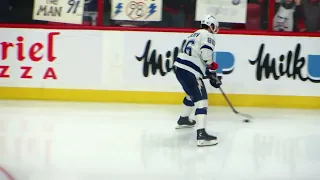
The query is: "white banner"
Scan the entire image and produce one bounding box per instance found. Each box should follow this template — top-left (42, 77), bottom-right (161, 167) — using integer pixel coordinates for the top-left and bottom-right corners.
top-left (1, 28), bottom-right (319, 96)
top-left (111, 0), bottom-right (162, 21)
top-left (0, 28), bottom-right (103, 89)
top-left (121, 31), bottom-right (320, 96)
top-left (33, 0), bottom-right (85, 24)
top-left (195, 0), bottom-right (248, 23)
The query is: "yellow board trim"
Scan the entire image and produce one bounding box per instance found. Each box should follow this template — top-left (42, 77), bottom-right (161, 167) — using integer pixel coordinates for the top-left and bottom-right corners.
top-left (0, 87), bottom-right (320, 109)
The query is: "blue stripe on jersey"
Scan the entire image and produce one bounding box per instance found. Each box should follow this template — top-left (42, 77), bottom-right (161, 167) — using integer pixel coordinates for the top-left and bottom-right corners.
top-left (175, 58), bottom-right (204, 76)
top-left (200, 45), bottom-right (213, 51)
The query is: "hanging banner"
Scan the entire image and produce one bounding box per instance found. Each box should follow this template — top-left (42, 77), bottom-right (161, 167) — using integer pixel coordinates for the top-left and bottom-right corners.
top-left (195, 0), bottom-right (247, 23)
top-left (111, 0), bottom-right (162, 21)
top-left (33, 0), bottom-right (85, 24)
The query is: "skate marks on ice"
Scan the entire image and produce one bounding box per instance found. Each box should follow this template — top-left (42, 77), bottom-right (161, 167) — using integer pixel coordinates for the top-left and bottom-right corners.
top-left (0, 101), bottom-right (320, 180)
top-left (139, 112), bottom-right (320, 180)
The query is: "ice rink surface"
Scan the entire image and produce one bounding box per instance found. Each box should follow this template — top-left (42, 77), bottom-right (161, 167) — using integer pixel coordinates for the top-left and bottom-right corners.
top-left (1, 100), bottom-right (320, 180)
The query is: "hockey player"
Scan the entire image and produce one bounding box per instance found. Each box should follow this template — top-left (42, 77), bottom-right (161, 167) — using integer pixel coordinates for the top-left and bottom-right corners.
top-left (174, 15), bottom-right (221, 147)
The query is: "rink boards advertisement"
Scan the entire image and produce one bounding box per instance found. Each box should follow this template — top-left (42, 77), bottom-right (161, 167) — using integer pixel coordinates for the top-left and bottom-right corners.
top-left (0, 28), bottom-right (103, 89)
top-left (0, 27), bottom-right (319, 108)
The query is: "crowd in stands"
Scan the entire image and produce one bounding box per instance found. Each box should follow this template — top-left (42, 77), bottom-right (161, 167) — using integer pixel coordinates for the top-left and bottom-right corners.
top-left (0, 0), bottom-right (319, 32)
top-left (273, 0), bottom-right (320, 32)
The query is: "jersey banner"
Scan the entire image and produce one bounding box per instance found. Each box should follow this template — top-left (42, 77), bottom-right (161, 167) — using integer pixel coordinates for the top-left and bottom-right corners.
top-left (111, 0), bottom-right (162, 21)
top-left (33, 0), bottom-right (85, 24)
top-left (195, 0), bottom-right (247, 23)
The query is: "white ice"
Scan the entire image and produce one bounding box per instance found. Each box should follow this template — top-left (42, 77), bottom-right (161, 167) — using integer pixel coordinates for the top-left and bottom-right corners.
top-left (1, 100), bottom-right (320, 180)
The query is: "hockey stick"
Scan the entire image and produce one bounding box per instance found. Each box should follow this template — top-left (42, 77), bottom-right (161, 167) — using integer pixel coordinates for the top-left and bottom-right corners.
top-left (217, 86), bottom-right (253, 120)
top-left (204, 75), bottom-right (253, 120)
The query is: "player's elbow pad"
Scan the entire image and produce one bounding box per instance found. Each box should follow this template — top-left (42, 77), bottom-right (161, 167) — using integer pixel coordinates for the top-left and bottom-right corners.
top-left (201, 49), bottom-right (213, 65)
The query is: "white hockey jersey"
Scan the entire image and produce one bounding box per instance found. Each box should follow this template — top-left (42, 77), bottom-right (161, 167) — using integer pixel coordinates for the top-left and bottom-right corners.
top-left (174, 29), bottom-right (215, 79)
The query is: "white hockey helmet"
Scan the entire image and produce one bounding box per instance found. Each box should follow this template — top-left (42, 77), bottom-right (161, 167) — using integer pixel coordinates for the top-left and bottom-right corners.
top-left (201, 15), bottom-right (219, 34)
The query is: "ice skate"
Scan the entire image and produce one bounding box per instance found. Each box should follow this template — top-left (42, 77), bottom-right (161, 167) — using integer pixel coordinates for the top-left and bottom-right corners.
top-left (197, 128), bottom-right (218, 147)
top-left (175, 116), bottom-right (196, 129)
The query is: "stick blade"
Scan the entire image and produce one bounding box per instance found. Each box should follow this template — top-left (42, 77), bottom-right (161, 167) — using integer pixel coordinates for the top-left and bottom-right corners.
top-left (236, 112), bottom-right (253, 120)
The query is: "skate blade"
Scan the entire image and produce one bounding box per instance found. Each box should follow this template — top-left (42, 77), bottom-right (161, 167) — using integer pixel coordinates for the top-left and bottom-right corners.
top-left (175, 125), bottom-right (195, 129)
top-left (197, 140), bottom-right (218, 147)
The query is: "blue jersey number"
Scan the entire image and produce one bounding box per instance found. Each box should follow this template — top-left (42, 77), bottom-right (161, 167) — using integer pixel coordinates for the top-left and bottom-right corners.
top-left (207, 38), bottom-right (215, 46)
top-left (183, 40), bottom-right (195, 56)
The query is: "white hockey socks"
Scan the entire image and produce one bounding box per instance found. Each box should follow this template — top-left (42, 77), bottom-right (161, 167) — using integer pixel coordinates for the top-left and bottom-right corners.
top-left (194, 100), bottom-right (208, 129)
top-left (195, 114), bottom-right (207, 129)
top-left (180, 96), bottom-right (194, 117)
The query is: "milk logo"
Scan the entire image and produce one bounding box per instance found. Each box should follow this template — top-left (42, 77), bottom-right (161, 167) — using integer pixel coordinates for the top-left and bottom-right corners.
top-left (135, 40), bottom-right (235, 77)
top-left (249, 43), bottom-right (320, 83)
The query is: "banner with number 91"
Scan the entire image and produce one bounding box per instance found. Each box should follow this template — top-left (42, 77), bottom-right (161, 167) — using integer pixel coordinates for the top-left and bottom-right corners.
top-left (111, 0), bottom-right (162, 21)
top-left (33, 0), bottom-right (85, 24)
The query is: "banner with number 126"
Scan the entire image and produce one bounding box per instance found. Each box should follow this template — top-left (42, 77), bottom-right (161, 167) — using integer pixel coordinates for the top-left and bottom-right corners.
top-left (111, 0), bottom-right (162, 21)
top-left (33, 0), bottom-right (85, 24)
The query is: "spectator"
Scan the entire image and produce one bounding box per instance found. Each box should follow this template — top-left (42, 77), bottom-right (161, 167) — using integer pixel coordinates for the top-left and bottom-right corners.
top-left (83, 0), bottom-right (98, 25)
top-left (302, 0), bottom-right (320, 32)
top-left (273, 0), bottom-right (299, 31)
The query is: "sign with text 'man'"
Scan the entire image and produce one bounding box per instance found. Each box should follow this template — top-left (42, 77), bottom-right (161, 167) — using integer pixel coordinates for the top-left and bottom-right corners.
top-left (196, 0), bottom-right (247, 23)
top-left (33, 0), bottom-right (85, 24)
top-left (111, 0), bottom-right (162, 21)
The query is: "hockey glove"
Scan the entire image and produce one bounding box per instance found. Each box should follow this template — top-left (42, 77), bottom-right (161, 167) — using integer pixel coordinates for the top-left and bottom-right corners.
top-left (205, 62), bottom-right (222, 88)
top-left (210, 75), bottom-right (222, 88)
